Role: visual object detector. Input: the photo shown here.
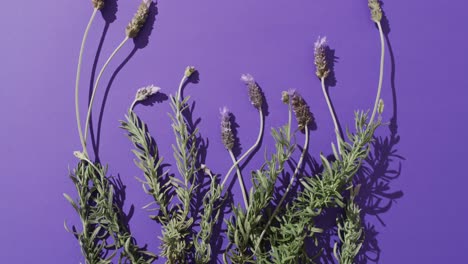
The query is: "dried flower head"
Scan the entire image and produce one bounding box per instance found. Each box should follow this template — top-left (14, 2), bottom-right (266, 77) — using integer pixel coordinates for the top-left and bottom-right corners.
top-left (314, 36), bottom-right (330, 79)
top-left (73, 151), bottom-right (86, 160)
top-left (135, 85), bottom-right (160, 102)
top-left (220, 107), bottom-right (235, 150)
top-left (126, 0), bottom-right (151, 38)
top-left (200, 164), bottom-right (212, 175)
top-left (92, 0), bottom-right (105, 10)
top-left (368, 0), bottom-right (382, 22)
top-left (240, 74), bottom-right (263, 109)
top-left (185, 66), bottom-right (196, 78)
top-left (281, 88), bottom-right (296, 104)
top-left (291, 92), bottom-right (313, 131)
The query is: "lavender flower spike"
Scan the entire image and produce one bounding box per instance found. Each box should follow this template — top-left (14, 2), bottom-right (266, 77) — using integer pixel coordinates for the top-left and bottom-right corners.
top-left (314, 36), bottom-right (330, 79)
top-left (241, 74), bottom-right (263, 109)
top-left (126, 0), bottom-right (151, 38)
top-left (135, 85), bottom-right (160, 102)
top-left (92, 0), bottom-right (105, 10)
top-left (220, 107), bottom-right (235, 150)
top-left (240, 74), bottom-right (254, 84)
top-left (368, 0), bottom-right (382, 22)
top-left (291, 92), bottom-right (314, 131)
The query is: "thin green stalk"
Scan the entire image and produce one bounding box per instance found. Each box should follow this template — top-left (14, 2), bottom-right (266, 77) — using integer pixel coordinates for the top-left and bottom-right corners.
top-left (369, 21), bottom-right (385, 124)
top-left (221, 109), bottom-right (264, 187)
top-left (130, 99), bottom-right (137, 111)
top-left (321, 77), bottom-right (342, 156)
top-left (177, 75), bottom-right (188, 102)
top-left (254, 127), bottom-right (309, 252)
top-left (84, 36), bottom-right (130, 144)
top-left (75, 8), bottom-right (97, 157)
top-left (228, 150), bottom-right (249, 208)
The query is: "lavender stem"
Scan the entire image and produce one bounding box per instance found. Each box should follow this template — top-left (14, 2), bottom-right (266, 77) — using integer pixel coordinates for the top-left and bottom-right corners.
top-left (75, 8), bottom-right (97, 157)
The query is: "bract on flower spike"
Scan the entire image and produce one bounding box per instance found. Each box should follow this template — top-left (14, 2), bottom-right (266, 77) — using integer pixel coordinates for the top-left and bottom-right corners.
top-left (240, 74), bottom-right (263, 109)
top-left (281, 88), bottom-right (296, 105)
top-left (220, 107), bottom-right (235, 150)
top-left (91, 0), bottom-right (105, 10)
top-left (314, 36), bottom-right (329, 79)
top-left (368, 0), bottom-right (383, 22)
top-left (126, 0), bottom-right (152, 38)
top-left (291, 91), bottom-right (313, 131)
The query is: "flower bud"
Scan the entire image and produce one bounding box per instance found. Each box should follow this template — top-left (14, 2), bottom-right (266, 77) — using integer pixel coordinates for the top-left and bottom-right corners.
top-left (378, 98), bottom-right (384, 115)
top-left (314, 36), bottom-right (330, 79)
top-left (240, 74), bottom-right (263, 109)
top-left (201, 164), bottom-right (212, 175)
top-left (126, 0), bottom-right (151, 38)
top-left (220, 107), bottom-right (235, 150)
top-left (368, 0), bottom-right (382, 23)
top-left (92, 0), bottom-right (105, 10)
top-left (135, 85), bottom-right (160, 102)
top-left (185, 66), bottom-right (196, 78)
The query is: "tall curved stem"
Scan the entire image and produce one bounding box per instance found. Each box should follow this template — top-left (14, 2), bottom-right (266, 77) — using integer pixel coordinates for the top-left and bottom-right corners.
top-left (370, 21), bottom-right (385, 124)
top-left (321, 77), bottom-right (342, 156)
top-left (83, 36), bottom-right (130, 144)
top-left (75, 9), bottom-right (97, 157)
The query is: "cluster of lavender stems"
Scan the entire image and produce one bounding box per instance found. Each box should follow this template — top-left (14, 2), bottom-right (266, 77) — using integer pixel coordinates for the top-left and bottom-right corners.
top-left (218, 74), bottom-right (265, 208)
top-left (68, 0), bottom-right (388, 262)
top-left (75, 0), bottom-right (152, 159)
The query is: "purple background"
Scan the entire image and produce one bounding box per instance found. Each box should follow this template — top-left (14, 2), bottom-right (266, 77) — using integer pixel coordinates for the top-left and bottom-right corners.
top-left (1, 0), bottom-right (467, 263)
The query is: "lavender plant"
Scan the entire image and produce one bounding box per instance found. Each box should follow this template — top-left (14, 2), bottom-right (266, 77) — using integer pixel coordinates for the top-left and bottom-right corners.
top-left (226, 118), bottom-right (296, 263)
top-left (65, 1), bottom-right (391, 263)
top-left (120, 85), bottom-right (171, 224)
top-left (65, 1), bottom-right (155, 263)
top-left (254, 90), bottom-right (313, 253)
top-left (193, 165), bottom-right (224, 264)
top-left (333, 186), bottom-right (364, 264)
